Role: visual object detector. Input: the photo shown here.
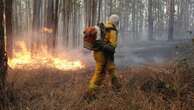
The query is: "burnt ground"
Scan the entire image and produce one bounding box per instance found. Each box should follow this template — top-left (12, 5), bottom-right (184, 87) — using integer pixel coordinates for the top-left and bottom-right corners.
top-left (5, 63), bottom-right (194, 110)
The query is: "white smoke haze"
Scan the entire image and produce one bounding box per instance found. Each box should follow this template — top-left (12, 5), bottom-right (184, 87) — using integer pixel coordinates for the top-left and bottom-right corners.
top-left (10, 27), bottom-right (185, 70)
top-left (10, 0), bottom-right (194, 70)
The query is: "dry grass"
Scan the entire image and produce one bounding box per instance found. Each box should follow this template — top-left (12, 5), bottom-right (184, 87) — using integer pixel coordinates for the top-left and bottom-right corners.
top-left (1, 61), bottom-right (194, 110)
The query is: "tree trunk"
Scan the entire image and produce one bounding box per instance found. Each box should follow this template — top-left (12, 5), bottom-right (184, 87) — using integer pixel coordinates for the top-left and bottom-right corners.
top-left (63, 0), bottom-right (71, 47)
top-left (53, 0), bottom-right (59, 50)
top-left (46, 0), bottom-right (59, 51)
top-left (132, 0), bottom-right (136, 40)
top-left (148, 0), bottom-right (154, 40)
top-left (168, 0), bottom-right (175, 41)
top-left (97, 0), bottom-right (102, 23)
top-left (0, 0), bottom-right (8, 108)
top-left (109, 0), bottom-right (112, 16)
top-left (84, 0), bottom-right (97, 26)
top-left (5, 0), bottom-right (13, 58)
top-left (32, 0), bottom-right (42, 53)
top-left (0, 0), bottom-right (7, 87)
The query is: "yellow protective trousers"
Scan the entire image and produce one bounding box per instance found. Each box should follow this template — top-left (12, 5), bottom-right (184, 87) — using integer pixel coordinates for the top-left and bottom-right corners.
top-left (88, 51), bottom-right (119, 93)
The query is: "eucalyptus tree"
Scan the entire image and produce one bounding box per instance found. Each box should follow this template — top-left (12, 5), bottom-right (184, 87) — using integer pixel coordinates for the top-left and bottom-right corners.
top-left (5, 0), bottom-right (13, 57)
top-left (148, 0), bottom-right (154, 40)
top-left (0, 0), bottom-right (8, 109)
top-left (168, 0), bottom-right (175, 40)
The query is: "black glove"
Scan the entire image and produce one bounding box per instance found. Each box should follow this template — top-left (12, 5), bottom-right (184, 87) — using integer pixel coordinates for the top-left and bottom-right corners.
top-left (102, 44), bottom-right (115, 54)
top-left (93, 40), bottom-right (106, 50)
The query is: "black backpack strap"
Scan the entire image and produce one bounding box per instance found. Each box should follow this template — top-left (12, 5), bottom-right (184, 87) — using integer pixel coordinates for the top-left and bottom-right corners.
top-left (106, 27), bottom-right (118, 32)
top-left (97, 22), bottom-right (106, 40)
top-left (106, 24), bottom-right (118, 33)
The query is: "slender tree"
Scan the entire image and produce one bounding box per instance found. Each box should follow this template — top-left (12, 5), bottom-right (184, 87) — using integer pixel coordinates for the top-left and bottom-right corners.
top-left (32, 0), bottom-right (42, 53)
top-left (63, 0), bottom-right (71, 47)
top-left (5, 0), bottom-right (13, 58)
top-left (0, 0), bottom-right (8, 109)
top-left (46, 0), bottom-right (59, 50)
top-left (132, 0), bottom-right (136, 40)
top-left (84, 0), bottom-right (97, 26)
top-left (0, 0), bottom-right (7, 87)
top-left (97, 0), bottom-right (102, 23)
top-left (53, 0), bottom-right (59, 49)
top-left (168, 0), bottom-right (175, 40)
top-left (148, 0), bottom-right (154, 40)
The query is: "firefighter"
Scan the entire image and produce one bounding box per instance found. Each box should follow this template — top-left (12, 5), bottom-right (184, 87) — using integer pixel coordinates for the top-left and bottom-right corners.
top-left (86, 15), bottom-right (121, 98)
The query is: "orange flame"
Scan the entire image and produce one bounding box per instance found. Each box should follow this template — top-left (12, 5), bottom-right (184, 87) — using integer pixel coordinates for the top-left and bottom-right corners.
top-left (8, 41), bottom-right (85, 71)
top-left (41, 27), bottom-right (53, 34)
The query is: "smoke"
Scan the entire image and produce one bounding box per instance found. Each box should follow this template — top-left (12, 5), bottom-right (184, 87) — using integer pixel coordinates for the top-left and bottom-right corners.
top-left (10, 24), bottom-right (181, 70)
top-left (10, 32), bottom-right (181, 72)
top-left (114, 38), bottom-right (180, 68)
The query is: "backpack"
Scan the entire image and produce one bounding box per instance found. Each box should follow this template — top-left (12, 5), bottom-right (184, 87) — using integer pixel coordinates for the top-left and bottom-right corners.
top-left (83, 23), bottom-right (117, 50)
top-left (83, 27), bottom-right (97, 50)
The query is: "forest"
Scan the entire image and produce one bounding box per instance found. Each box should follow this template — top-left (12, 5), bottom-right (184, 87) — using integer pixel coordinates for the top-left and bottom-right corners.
top-left (0, 0), bottom-right (194, 110)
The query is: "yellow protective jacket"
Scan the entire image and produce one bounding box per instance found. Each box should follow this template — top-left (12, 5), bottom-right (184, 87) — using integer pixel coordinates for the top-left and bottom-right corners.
top-left (103, 21), bottom-right (118, 48)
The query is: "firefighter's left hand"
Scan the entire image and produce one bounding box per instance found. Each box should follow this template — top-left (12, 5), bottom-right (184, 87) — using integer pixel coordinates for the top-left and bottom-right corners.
top-left (93, 40), bottom-right (106, 49)
top-left (102, 44), bottom-right (115, 54)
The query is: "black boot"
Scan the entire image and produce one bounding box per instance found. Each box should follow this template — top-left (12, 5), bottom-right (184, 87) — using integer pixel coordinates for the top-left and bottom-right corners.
top-left (111, 77), bottom-right (122, 93)
top-left (82, 90), bottom-right (97, 103)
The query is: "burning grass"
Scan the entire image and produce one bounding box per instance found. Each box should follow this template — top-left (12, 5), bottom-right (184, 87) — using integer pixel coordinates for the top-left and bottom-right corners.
top-left (3, 60), bottom-right (194, 110)
top-left (8, 41), bottom-right (85, 71)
